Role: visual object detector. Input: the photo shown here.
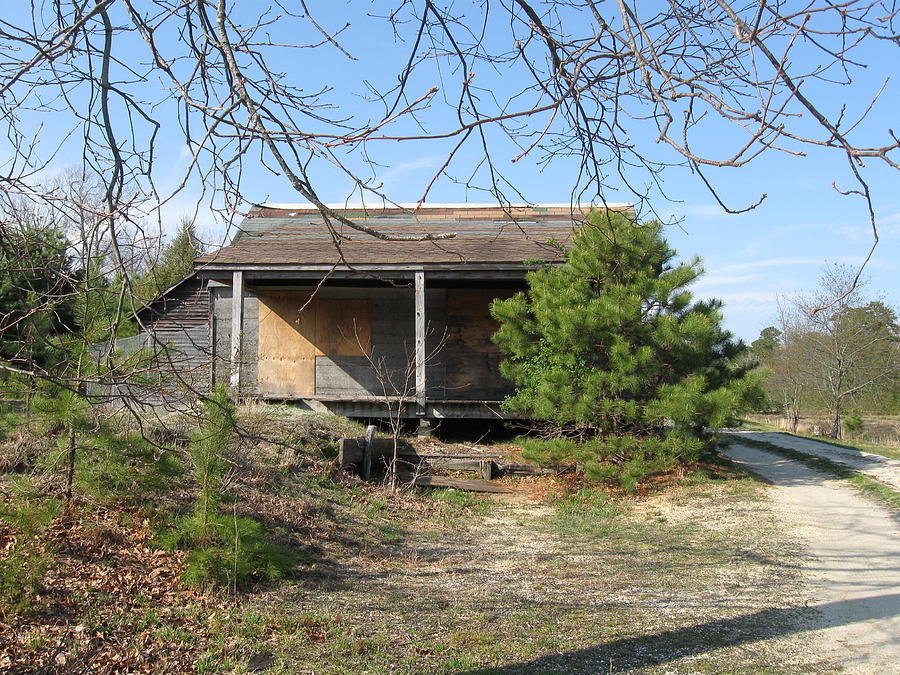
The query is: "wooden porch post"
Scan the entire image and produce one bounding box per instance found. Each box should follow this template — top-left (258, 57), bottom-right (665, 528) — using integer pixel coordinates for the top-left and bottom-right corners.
top-left (414, 270), bottom-right (426, 416)
top-left (230, 270), bottom-right (244, 390)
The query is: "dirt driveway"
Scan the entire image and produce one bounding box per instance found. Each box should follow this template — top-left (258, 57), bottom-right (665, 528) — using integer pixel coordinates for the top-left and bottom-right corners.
top-left (724, 441), bottom-right (900, 674)
top-left (729, 430), bottom-right (900, 489)
top-left (258, 470), bottom-right (844, 673)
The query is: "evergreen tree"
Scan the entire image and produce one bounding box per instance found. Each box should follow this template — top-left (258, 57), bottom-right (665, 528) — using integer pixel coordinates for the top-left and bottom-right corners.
top-left (492, 211), bottom-right (755, 491)
top-left (0, 223), bottom-right (79, 371)
top-left (134, 217), bottom-right (203, 302)
top-left (751, 326), bottom-right (782, 359)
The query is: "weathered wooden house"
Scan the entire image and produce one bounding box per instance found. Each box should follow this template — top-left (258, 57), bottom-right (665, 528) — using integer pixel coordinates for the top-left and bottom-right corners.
top-left (136, 203), bottom-right (631, 422)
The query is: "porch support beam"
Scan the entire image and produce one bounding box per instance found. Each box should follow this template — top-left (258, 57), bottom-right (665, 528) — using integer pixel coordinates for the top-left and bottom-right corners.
top-left (230, 270), bottom-right (244, 390)
top-left (414, 270), bottom-right (426, 416)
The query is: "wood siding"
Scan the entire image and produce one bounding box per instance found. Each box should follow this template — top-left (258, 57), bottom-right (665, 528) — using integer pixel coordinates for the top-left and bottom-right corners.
top-left (212, 285), bottom-right (259, 396)
top-left (138, 277), bottom-right (210, 329)
top-left (443, 289), bottom-right (516, 400)
top-left (138, 277), bottom-right (211, 393)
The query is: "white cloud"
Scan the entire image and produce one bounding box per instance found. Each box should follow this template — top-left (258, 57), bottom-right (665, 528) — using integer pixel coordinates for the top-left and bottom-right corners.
top-left (379, 156), bottom-right (442, 188)
top-left (691, 273), bottom-right (764, 290)
top-left (676, 203), bottom-right (725, 218)
top-left (708, 257), bottom-right (832, 274)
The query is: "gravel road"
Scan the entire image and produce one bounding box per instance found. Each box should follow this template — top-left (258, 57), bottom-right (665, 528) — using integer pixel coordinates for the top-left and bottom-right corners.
top-left (729, 430), bottom-right (900, 489)
top-left (724, 441), bottom-right (900, 674)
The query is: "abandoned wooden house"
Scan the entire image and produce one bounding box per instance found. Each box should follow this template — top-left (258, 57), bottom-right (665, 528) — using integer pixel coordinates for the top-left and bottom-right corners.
top-left (132, 203), bottom-right (631, 422)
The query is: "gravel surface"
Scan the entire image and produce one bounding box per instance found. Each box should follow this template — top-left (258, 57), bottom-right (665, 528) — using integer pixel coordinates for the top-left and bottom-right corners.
top-left (728, 431), bottom-right (900, 489)
top-left (724, 442), bottom-right (900, 674)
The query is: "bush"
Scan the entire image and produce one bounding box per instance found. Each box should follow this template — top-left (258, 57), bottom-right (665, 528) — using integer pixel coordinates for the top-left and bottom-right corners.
top-left (0, 494), bottom-right (60, 618)
top-left (843, 412), bottom-right (864, 437)
top-left (76, 429), bottom-right (184, 501)
top-left (158, 387), bottom-right (294, 590)
top-left (160, 511), bottom-right (294, 590)
top-left (493, 212), bottom-right (754, 490)
top-left (521, 432), bottom-right (703, 493)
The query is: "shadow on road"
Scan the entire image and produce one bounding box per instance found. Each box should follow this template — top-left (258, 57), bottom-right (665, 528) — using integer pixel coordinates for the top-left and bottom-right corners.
top-left (464, 594), bottom-right (900, 674)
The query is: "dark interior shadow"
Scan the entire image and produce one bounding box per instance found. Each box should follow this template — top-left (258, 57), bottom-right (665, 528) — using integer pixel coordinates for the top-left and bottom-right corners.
top-left (464, 594), bottom-right (900, 674)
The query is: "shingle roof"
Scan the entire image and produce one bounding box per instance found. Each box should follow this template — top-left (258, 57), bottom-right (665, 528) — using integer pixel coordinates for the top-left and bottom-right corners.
top-left (196, 203), bottom-right (632, 268)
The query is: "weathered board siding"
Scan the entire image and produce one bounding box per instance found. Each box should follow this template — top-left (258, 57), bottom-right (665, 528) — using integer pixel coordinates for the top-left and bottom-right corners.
top-left (98, 277), bottom-right (212, 406)
top-left (139, 277), bottom-right (210, 329)
top-left (211, 285), bottom-right (259, 397)
top-left (314, 287), bottom-right (447, 398)
top-left (137, 277), bottom-right (211, 394)
top-left (443, 289), bottom-right (516, 400)
top-left (211, 286), bottom-right (444, 399)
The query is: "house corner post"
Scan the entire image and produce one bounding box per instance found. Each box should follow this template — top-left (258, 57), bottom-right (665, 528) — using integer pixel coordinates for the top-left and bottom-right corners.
top-left (229, 270), bottom-right (244, 393)
top-left (414, 270), bottom-right (426, 418)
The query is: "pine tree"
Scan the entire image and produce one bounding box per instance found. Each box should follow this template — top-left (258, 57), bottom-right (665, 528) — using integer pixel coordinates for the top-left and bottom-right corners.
top-left (492, 211), bottom-right (755, 491)
top-left (133, 217), bottom-right (203, 302)
top-left (0, 222), bottom-right (79, 371)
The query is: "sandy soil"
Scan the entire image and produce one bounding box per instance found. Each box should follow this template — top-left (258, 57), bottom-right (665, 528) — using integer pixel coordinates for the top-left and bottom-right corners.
top-left (261, 473), bottom-right (838, 674)
top-left (729, 430), bottom-right (900, 489)
top-left (724, 442), bottom-right (900, 674)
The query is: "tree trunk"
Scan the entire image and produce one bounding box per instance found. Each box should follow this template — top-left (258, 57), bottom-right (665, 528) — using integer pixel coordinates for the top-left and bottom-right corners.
top-left (65, 425), bottom-right (76, 500)
top-left (829, 404), bottom-right (843, 439)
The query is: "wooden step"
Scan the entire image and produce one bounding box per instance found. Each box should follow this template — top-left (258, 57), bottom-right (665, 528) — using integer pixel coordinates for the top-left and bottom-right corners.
top-left (400, 474), bottom-right (514, 493)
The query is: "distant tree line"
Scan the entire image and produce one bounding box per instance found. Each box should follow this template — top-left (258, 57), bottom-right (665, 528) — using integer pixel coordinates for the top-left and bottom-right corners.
top-left (751, 266), bottom-right (900, 438)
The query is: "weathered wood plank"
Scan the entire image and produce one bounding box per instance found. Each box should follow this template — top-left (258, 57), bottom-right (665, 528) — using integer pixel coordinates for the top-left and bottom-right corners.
top-left (399, 451), bottom-right (503, 460)
top-left (414, 270), bottom-right (425, 414)
top-left (418, 458), bottom-right (483, 472)
top-left (362, 424), bottom-right (376, 481)
top-left (495, 461), bottom-right (560, 476)
top-left (338, 437), bottom-right (402, 464)
top-left (405, 475), bottom-right (513, 493)
top-left (230, 270), bottom-right (244, 389)
top-left (443, 288), bottom-right (516, 399)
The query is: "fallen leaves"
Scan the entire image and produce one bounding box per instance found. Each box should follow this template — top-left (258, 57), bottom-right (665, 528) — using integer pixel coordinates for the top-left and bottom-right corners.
top-left (0, 502), bottom-right (211, 674)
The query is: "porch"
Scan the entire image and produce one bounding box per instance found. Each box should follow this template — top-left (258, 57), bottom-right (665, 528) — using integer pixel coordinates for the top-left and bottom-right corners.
top-left (204, 270), bottom-right (525, 420)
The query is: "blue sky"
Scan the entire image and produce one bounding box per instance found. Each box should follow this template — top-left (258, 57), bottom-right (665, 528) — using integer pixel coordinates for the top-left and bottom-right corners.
top-left (5, 2), bottom-right (898, 343)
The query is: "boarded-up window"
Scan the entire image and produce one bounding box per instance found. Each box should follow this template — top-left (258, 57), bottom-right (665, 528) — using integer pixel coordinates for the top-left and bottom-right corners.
top-left (444, 289), bottom-right (515, 398)
top-left (257, 292), bottom-right (372, 397)
top-left (315, 300), bottom-right (372, 357)
top-left (257, 292), bottom-right (316, 397)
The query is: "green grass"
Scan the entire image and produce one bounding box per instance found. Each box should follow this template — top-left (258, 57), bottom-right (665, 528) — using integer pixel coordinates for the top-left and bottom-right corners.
top-left (550, 486), bottom-right (622, 536)
top-left (420, 488), bottom-right (493, 527)
top-left (725, 434), bottom-right (900, 511)
top-left (739, 418), bottom-right (900, 461)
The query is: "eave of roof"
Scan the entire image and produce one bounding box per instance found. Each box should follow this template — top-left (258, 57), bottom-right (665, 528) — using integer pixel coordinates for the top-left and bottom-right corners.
top-left (196, 203), bottom-right (632, 269)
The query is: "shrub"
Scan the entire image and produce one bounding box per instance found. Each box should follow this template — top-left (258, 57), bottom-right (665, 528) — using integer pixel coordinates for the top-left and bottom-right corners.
top-left (843, 412), bottom-right (864, 437)
top-left (159, 387), bottom-right (294, 590)
top-left (493, 212), bottom-right (754, 490)
top-left (76, 429), bottom-right (184, 501)
top-left (0, 495), bottom-right (60, 618)
top-left (160, 511), bottom-right (294, 590)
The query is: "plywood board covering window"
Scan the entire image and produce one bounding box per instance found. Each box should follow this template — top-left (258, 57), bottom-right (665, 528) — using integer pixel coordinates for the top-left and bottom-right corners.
top-left (315, 300), bottom-right (372, 357)
top-left (445, 289), bottom-right (515, 395)
top-left (258, 292), bottom-right (373, 397)
top-left (257, 292), bottom-right (316, 396)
